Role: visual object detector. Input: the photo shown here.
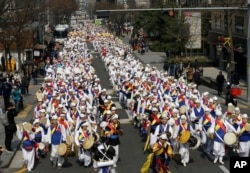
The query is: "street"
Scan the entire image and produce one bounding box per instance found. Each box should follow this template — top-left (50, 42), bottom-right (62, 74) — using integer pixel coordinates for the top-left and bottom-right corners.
top-left (2, 36), bottom-right (249, 173)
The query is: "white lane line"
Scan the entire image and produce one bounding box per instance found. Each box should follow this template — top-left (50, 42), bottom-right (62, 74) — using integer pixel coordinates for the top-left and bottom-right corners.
top-left (114, 101), bottom-right (123, 109)
top-left (119, 118), bottom-right (133, 124)
top-left (218, 165), bottom-right (230, 173)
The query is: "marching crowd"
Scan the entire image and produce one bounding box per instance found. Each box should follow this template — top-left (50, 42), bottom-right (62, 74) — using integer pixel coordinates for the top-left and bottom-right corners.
top-left (0, 19), bottom-right (249, 173)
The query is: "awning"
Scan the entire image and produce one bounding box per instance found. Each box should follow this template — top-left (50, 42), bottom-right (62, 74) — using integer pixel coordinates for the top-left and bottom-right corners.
top-left (34, 44), bottom-right (46, 50)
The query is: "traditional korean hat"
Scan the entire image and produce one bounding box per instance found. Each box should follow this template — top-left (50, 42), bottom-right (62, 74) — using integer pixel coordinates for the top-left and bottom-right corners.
top-left (23, 122), bottom-right (32, 132)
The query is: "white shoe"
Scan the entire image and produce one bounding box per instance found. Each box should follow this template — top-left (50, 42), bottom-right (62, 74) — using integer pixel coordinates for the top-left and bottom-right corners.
top-left (213, 158), bottom-right (218, 164)
top-left (219, 160), bottom-right (224, 164)
top-left (181, 160), bottom-right (187, 167)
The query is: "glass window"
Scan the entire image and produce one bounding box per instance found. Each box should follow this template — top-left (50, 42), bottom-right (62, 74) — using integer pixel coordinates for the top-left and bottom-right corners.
top-left (214, 14), bottom-right (222, 30)
top-left (235, 16), bottom-right (244, 34)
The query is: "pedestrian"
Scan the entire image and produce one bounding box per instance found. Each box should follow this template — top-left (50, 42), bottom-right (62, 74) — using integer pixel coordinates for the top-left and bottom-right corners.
top-left (11, 85), bottom-right (22, 113)
top-left (186, 61), bottom-right (194, 83)
top-left (216, 71), bottom-right (225, 96)
top-left (21, 73), bottom-right (30, 95)
top-left (2, 102), bottom-right (18, 152)
top-left (193, 69), bottom-right (201, 89)
top-left (1, 55), bottom-right (5, 72)
top-left (0, 78), bottom-right (12, 111)
top-left (163, 61), bottom-right (169, 73)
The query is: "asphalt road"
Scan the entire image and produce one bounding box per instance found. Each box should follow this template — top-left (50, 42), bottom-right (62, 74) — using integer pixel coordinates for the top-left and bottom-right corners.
top-left (3, 43), bottom-right (242, 173)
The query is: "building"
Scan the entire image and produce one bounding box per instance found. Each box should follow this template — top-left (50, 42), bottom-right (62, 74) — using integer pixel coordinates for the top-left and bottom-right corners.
top-left (207, 0), bottom-right (247, 77)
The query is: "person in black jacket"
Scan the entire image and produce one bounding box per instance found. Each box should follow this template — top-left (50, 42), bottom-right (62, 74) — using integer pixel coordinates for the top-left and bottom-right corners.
top-left (0, 78), bottom-right (12, 111)
top-left (216, 71), bottom-right (225, 96)
top-left (4, 102), bottom-right (18, 152)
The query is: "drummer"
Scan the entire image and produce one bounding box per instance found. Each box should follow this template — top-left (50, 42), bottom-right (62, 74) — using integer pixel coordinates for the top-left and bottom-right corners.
top-left (74, 121), bottom-right (92, 168)
top-left (174, 114), bottom-right (195, 167)
top-left (16, 122), bottom-right (36, 172)
top-left (198, 107), bottom-right (215, 156)
top-left (47, 115), bottom-right (67, 168)
top-left (32, 119), bottom-right (45, 159)
top-left (104, 114), bottom-right (123, 168)
top-left (93, 140), bottom-right (117, 173)
top-left (237, 114), bottom-right (250, 157)
top-left (210, 110), bottom-right (237, 164)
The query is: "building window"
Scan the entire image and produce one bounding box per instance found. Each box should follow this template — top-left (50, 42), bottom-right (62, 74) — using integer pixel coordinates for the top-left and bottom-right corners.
top-left (214, 14), bottom-right (222, 30)
top-left (235, 16), bottom-right (244, 34)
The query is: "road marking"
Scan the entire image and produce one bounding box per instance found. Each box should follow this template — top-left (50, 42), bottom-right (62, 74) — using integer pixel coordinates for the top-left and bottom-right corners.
top-left (119, 118), bottom-right (133, 124)
top-left (218, 165), bottom-right (230, 173)
top-left (114, 101), bottom-right (122, 109)
top-left (9, 150), bottom-right (24, 168)
top-left (107, 89), bottom-right (116, 95)
top-left (17, 104), bottom-right (33, 118)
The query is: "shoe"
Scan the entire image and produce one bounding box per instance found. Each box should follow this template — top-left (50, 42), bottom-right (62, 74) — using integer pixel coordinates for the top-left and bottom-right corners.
top-left (213, 158), bottom-right (218, 164)
top-left (219, 160), bottom-right (224, 164)
top-left (181, 160), bottom-right (187, 167)
top-left (6, 149), bottom-right (14, 153)
top-left (52, 162), bottom-right (57, 168)
top-left (57, 165), bottom-right (62, 169)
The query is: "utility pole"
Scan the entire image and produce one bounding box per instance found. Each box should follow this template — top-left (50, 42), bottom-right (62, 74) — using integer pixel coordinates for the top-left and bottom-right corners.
top-left (247, 0), bottom-right (250, 103)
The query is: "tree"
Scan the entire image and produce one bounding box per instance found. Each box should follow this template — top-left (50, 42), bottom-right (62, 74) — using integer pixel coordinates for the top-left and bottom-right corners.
top-left (47, 0), bottom-right (79, 24)
top-left (133, 10), bottom-right (190, 54)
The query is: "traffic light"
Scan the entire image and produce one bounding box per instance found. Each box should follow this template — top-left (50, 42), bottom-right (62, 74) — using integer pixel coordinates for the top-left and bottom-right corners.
top-left (168, 10), bottom-right (174, 17)
top-left (161, 10), bottom-right (175, 17)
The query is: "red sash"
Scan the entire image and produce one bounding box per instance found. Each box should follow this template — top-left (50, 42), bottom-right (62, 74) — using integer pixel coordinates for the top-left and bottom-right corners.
top-left (59, 119), bottom-right (68, 129)
top-left (107, 123), bottom-right (118, 134)
top-left (152, 115), bottom-right (161, 125)
top-left (216, 120), bottom-right (226, 133)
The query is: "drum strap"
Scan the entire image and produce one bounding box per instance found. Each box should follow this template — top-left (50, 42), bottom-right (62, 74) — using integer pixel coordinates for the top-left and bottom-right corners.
top-left (152, 115), bottom-right (161, 125)
top-left (240, 123), bottom-right (246, 134)
top-left (203, 115), bottom-right (212, 125)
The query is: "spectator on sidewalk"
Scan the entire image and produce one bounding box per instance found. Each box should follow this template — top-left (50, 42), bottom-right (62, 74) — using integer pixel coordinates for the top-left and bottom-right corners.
top-left (216, 71), bottom-right (225, 96)
top-left (163, 61), bottom-right (169, 73)
top-left (193, 69), bottom-right (201, 89)
top-left (21, 74), bottom-right (30, 95)
top-left (11, 85), bottom-right (22, 113)
top-left (3, 102), bottom-right (17, 152)
top-left (0, 78), bottom-right (12, 111)
top-left (230, 71), bottom-right (240, 86)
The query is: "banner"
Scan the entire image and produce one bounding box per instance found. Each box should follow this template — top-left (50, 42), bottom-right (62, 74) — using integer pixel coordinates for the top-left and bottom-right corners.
top-left (185, 12), bottom-right (202, 49)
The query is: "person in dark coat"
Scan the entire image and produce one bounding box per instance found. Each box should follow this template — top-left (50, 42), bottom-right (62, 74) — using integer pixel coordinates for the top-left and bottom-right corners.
top-left (193, 69), bottom-right (201, 89)
top-left (163, 62), bottom-right (169, 73)
top-left (3, 102), bottom-right (18, 152)
top-left (0, 78), bottom-right (12, 111)
top-left (216, 71), bottom-right (225, 96)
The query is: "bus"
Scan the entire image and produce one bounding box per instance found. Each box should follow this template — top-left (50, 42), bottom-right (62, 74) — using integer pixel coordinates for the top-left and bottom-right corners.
top-left (53, 24), bottom-right (69, 44)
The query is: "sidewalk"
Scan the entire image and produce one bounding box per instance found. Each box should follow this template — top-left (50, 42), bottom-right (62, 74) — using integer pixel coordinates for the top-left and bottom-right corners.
top-left (120, 34), bottom-right (249, 107)
top-left (0, 84), bottom-right (41, 170)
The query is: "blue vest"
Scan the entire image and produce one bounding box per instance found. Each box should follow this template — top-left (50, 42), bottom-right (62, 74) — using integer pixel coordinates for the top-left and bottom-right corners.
top-left (194, 107), bottom-right (204, 119)
top-left (51, 126), bottom-right (62, 145)
top-left (34, 131), bottom-right (42, 143)
top-left (239, 124), bottom-right (250, 142)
